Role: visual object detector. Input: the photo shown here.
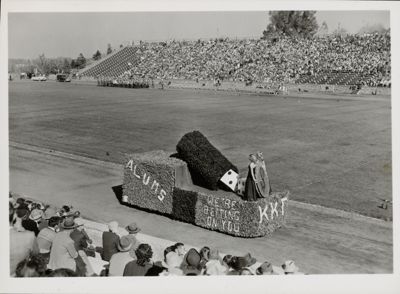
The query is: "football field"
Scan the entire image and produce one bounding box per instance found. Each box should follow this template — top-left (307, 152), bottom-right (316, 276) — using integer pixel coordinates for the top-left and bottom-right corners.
top-left (9, 80), bottom-right (392, 220)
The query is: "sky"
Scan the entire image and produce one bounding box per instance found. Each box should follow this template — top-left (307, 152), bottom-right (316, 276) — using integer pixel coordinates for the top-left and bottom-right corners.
top-left (8, 11), bottom-right (390, 59)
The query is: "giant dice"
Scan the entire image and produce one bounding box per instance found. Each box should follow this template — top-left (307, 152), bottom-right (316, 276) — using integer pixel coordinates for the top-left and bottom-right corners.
top-left (220, 169), bottom-right (239, 192)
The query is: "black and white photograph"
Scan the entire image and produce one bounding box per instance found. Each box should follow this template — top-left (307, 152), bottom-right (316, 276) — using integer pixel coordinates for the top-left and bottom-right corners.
top-left (1, 0), bottom-right (399, 293)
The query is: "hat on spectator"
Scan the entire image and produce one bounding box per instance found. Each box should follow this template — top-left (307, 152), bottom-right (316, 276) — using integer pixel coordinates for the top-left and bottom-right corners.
top-left (118, 236), bottom-right (134, 252)
top-left (61, 218), bottom-right (81, 230)
top-left (125, 222), bottom-right (140, 234)
top-left (108, 221), bottom-right (119, 233)
top-left (29, 209), bottom-right (44, 222)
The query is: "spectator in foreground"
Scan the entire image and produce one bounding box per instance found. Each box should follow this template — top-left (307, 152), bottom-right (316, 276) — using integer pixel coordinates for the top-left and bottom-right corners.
top-left (228, 253), bottom-right (257, 275)
top-left (282, 260), bottom-right (305, 275)
top-left (22, 208), bottom-right (43, 236)
top-left (256, 261), bottom-right (284, 275)
top-left (204, 249), bottom-right (226, 275)
top-left (180, 248), bottom-right (203, 276)
top-left (70, 218), bottom-right (94, 255)
top-left (159, 249), bottom-right (185, 276)
top-left (36, 216), bottom-right (61, 264)
top-left (48, 218), bottom-right (79, 272)
top-left (123, 244), bottom-right (153, 276)
top-left (125, 222), bottom-right (141, 257)
top-left (101, 221), bottom-right (120, 262)
top-left (14, 207), bottom-right (28, 232)
top-left (163, 242), bottom-right (186, 264)
top-left (10, 202), bottom-right (39, 276)
top-left (199, 246), bottom-right (210, 268)
top-left (109, 236), bottom-right (134, 276)
top-left (15, 254), bottom-right (47, 277)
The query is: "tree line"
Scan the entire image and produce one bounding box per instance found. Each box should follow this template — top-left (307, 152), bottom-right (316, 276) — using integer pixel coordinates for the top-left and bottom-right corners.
top-left (9, 43), bottom-right (120, 75)
top-left (262, 11), bottom-right (389, 39)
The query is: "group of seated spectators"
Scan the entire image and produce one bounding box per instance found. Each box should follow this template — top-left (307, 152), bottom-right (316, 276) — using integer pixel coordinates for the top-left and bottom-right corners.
top-left (9, 194), bottom-right (305, 277)
top-left (91, 32), bottom-right (390, 87)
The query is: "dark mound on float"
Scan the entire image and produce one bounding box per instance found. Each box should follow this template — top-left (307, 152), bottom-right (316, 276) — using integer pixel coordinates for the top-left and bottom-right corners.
top-left (176, 130), bottom-right (238, 190)
top-left (122, 131), bottom-right (289, 238)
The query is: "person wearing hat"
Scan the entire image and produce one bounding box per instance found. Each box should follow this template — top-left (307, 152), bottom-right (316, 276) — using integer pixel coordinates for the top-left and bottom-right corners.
top-left (123, 244), bottom-right (154, 276)
top-left (70, 218), bottom-right (93, 253)
top-left (108, 236), bottom-right (134, 276)
top-left (282, 260), bottom-right (305, 275)
top-left (101, 221), bottom-right (120, 262)
top-left (125, 222), bottom-right (141, 257)
top-left (22, 208), bottom-right (43, 236)
top-left (180, 248), bottom-right (203, 276)
top-left (48, 218), bottom-right (80, 272)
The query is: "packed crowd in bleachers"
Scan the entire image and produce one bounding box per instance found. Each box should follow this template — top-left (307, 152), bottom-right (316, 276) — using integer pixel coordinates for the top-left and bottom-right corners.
top-left (9, 194), bottom-right (305, 277)
top-left (81, 32), bottom-right (390, 87)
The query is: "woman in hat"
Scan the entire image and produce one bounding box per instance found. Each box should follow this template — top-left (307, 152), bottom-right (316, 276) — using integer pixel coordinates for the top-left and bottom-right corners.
top-left (48, 218), bottom-right (79, 272)
top-left (123, 244), bottom-right (154, 276)
top-left (243, 154), bottom-right (259, 201)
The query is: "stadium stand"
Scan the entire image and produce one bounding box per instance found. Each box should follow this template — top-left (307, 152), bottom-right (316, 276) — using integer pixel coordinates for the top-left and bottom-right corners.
top-left (79, 32), bottom-right (390, 87)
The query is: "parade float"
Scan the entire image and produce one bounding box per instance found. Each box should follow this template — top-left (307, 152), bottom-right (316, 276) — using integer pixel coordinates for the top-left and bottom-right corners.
top-left (122, 131), bottom-right (289, 238)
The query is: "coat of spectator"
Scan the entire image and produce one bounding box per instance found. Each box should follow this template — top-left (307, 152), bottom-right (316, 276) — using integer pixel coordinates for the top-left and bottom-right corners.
top-left (101, 221), bottom-right (120, 262)
top-left (125, 222), bottom-right (140, 258)
top-left (48, 219), bottom-right (79, 272)
top-left (123, 244), bottom-right (153, 276)
top-left (109, 236), bottom-right (134, 276)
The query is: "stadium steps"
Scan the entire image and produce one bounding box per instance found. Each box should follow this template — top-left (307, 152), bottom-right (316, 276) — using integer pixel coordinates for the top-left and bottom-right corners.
top-left (78, 46), bottom-right (128, 77)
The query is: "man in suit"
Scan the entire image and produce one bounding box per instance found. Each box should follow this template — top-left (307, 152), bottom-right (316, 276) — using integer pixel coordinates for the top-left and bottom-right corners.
top-left (101, 221), bottom-right (120, 262)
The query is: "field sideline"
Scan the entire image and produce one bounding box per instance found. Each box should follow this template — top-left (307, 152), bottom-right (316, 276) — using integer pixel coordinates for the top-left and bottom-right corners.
top-left (9, 80), bottom-right (392, 220)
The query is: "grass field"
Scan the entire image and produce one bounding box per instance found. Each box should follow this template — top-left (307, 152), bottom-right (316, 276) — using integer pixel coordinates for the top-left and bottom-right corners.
top-left (9, 80), bottom-right (392, 220)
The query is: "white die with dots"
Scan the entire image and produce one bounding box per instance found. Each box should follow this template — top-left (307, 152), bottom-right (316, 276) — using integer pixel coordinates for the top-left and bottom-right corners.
top-left (220, 169), bottom-right (239, 192)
